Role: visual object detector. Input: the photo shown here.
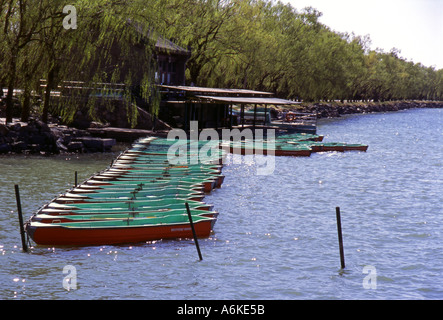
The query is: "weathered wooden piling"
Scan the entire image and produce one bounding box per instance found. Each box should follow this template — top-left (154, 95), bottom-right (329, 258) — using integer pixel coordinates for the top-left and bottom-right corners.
top-left (14, 185), bottom-right (28, 252)
top-left (336, 207), bottom-right (345, 269)
top-left (185, 202), bottom-right (203, 261)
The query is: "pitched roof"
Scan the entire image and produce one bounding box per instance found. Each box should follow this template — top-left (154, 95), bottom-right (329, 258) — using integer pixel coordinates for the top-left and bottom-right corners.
top-left (154, 37), bottom-right (190, 56)
top-left (130, 20), bottom-right (190, 56)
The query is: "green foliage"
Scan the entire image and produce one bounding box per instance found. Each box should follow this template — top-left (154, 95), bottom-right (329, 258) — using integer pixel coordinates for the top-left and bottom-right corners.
top-left (0, 0), bottom-right (162, 125)
top-left (155, 0), bottom-right (442, 102)
top-left (1, 0), bottom-right (442, 126)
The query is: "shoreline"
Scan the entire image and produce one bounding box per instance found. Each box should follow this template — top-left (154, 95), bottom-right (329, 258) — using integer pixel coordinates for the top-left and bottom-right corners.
top-left (1, 100), bottom-right (441, 155)
top-left (0, 119), bottom-right (118, 155)
top-left (293, 100), bottom-right (443, 119)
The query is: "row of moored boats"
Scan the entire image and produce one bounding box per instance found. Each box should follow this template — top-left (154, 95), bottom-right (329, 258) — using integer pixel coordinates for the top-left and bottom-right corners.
top-left (25, 133), bottom-right (367, 246)
top-left (220, 133), bottom-right (368, 157)
top-left (25, 137), bottom-right (226, 246)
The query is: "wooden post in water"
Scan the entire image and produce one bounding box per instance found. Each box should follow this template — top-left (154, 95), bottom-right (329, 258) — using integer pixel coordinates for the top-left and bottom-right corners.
top-left (336, 207), bottom-right (345, 269)
top-left (74, 171), bottom-right (78, 187)
top-left (185, 202), bottom-right (203, 261)
top-left (14, 185), bottom-right (28, 252)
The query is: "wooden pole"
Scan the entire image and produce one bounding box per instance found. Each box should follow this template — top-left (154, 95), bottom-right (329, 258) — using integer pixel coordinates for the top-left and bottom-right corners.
top-left (229, 104), bottom-right (233, 129)
top-left (74, 171), bottom-right (78, 187)
top-left (215, 104), bottom-right (219, 131)
top-left (184, 102), bottom-right (189, 132)
top-left (14, 185), bottom-right (28, 252)
top-left (185, 202), bottom-right (203, 261)
top-left (253, 104), bottom-right (257, 132)
top-left (336, 207), bottom-right (345, 269)
top-left (199, 104), bottom-right (203, 129)
top-left (241, 104), bottom-right (245, 128)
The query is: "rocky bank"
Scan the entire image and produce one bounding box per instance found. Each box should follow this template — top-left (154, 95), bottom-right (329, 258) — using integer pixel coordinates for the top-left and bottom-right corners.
top-left (297, 100), bottom-right (443, 119)
top-left (0, 119), bottom-right (116, 155)
top-left (1, 100), bottom-right (441, 155)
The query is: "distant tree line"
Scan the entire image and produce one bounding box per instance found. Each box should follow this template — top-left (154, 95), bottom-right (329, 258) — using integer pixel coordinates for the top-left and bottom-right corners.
top-left (158, 0), bottom-right (443, 102)
top-left (1, 0), bottom-right (442, 125)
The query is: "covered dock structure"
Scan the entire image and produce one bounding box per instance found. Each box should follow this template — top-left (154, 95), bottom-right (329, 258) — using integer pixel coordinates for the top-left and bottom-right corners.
top-left (158, 85), bottom-right (317, 134)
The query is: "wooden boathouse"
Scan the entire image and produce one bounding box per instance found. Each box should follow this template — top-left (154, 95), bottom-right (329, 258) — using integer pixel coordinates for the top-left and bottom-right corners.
top-left (158, 85), bottom-right (317, 134)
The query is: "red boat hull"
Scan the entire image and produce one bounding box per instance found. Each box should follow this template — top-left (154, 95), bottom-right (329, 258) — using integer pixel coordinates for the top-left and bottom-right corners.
top-left (26, 220), bottom-right (213, 246)
top-left (273, 149), bottom-right (312, 157)
top-left (223, 146), bottom-right (311, 157)
top-left (320, 145), bottom-right (345, 152)
top-left (344, 145), bottom-right (368, 152)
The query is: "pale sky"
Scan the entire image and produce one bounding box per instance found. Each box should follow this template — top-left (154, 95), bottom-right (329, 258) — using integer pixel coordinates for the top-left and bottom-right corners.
top-left (287, 0), bottom-right (443, 70)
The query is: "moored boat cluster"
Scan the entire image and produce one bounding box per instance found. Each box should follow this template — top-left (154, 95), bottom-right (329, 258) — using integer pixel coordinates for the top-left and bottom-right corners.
top-left (25, 133), bottom-right (367, 247)
top-left (220, 133), bottom-right (368, 157)
top-left (25, 137), bottom-right (226, 246)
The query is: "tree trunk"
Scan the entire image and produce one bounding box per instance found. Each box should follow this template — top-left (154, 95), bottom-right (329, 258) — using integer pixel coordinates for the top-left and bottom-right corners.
top-left (5, 57), bottom-right (17, 124)
top-left (5, 82), bottom-right (15, 124)
top-left (20, 86), bottom-right (31, 122)
top-left (42, 67), bottom-right (55, 124)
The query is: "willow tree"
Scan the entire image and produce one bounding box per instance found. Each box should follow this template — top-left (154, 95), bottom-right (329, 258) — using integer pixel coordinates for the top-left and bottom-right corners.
top-left (1, 0), bottom-right (166, 125)
top-left (34, 0), bottom-right (164, 126)
top-left (434, 69), bottom-right (443, 101)
top-left (3, 0), bottom-right (441, 126)
top-left (152, 0), bottom-right (237, 87)
top-left (0, 0), bottom-right (56, 123)
top-left (271, 5), bottom-right (324, 100)
top-left (200, 0), bottom-right (271, 89)
top-left (17, 38), bottom-right (46, 122)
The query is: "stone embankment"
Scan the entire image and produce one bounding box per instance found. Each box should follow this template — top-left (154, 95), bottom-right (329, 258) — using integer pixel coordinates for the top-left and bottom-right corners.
top-left (0, 90), bottom-right (171, 155)
top-left (298, 100), bottom-right (443, 119)
top-left (0, 119), bottom-right (116, 155)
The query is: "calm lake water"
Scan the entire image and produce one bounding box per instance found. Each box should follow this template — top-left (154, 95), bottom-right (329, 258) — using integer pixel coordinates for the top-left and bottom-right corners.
top-left (0, 108), bottom-right (441, 300)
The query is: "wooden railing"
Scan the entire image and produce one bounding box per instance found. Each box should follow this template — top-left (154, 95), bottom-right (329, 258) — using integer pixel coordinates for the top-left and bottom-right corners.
top-left (39, 80), bottom-right (126, 98)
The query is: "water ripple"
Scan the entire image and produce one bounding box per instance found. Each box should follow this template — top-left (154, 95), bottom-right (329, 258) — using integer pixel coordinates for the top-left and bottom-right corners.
top-left (1, 109), bottom-right (442, 299)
